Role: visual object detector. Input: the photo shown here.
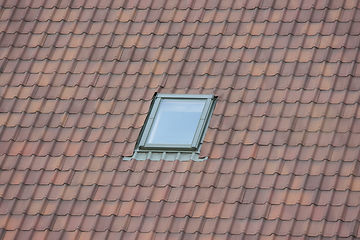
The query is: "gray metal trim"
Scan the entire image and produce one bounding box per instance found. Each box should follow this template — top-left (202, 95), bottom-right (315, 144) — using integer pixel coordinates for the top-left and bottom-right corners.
top-left (123, 151), bottom-right (208, 161)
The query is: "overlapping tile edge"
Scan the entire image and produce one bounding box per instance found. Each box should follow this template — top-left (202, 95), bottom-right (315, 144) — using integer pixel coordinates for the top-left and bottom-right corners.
top-left (0, 0), bottom-right (360, 239)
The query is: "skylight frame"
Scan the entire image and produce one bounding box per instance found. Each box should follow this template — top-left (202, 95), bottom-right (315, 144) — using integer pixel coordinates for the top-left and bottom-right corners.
top-left (137, 94), bottom-right (216, 151)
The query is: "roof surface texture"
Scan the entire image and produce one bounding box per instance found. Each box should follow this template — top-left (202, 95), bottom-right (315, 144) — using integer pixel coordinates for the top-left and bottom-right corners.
top-left (1, 0), bottom-right (360, 239)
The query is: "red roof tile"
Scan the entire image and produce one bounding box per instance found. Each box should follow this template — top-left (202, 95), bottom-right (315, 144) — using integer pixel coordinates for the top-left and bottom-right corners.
top-left (1, 0), bottom-right (360, 239)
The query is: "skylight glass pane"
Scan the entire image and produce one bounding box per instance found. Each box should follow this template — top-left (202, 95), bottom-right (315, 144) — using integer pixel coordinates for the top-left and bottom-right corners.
top-left (147, 99), bottom-right (206, 145)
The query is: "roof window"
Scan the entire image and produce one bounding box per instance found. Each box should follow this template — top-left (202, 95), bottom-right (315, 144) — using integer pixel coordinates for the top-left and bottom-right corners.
top-left (126, 94), bottom-right (216, 161)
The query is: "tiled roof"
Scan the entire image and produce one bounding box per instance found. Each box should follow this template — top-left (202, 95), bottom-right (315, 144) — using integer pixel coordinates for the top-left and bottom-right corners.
top-left (1, 0), bottom-right (360, 239)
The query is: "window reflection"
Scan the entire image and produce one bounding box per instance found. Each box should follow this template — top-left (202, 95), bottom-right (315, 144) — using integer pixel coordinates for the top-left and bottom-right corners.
top-left (147, 99), bottom-right (206, 145)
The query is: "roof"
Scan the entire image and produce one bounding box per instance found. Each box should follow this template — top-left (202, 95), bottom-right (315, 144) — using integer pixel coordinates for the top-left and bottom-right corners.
top-left (1, 0), bottom-right (360, 239)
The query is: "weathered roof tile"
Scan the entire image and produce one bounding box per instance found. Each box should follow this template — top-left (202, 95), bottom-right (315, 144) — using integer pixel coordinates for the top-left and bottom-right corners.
top-left (1, 0), bottom-right (360, 238)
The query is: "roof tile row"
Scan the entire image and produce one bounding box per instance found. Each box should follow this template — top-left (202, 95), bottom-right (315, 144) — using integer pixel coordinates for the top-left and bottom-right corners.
top-left (1, 170), bottom-right (360, 190)
top-left (0, 215), bottom-right (359, 237)
top-left (2, 154), bottom-right (359, 173)
top-left (2, 60), bottom-right (360, 77)
top-left (1, 198), bottom-right (360, 220)
top-left (2, 47), bottom-right (360, 63)
top-left (3, 9), bottom-right (360, 25)
top-left (2, 73), bottom-right (360, 91)
top-left (2, 33), bottom-right (360, 49)
top-left (1, 0), bottom-right (359, 10)
top-left (2, 182), bottom-right (360, 206)
top-left (1, 178), bottom-right (360, 203)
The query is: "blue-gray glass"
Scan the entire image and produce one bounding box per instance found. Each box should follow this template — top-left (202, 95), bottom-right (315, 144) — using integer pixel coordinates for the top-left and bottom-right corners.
top-left (147, 99), bottom-right (206, 145)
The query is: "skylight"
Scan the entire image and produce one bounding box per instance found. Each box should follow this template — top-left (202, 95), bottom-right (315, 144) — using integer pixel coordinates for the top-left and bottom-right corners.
top-left (137, 94), bottom-right (216, 151)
